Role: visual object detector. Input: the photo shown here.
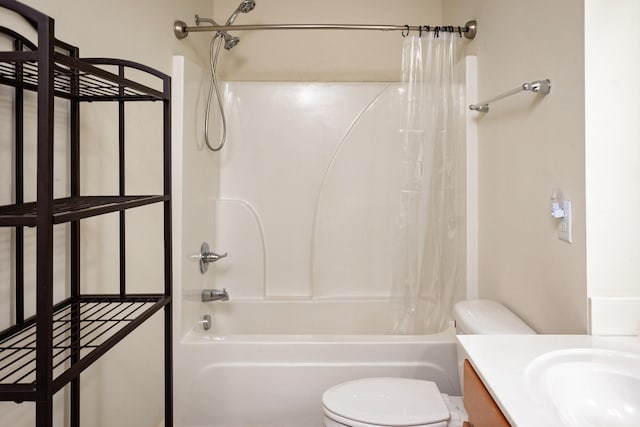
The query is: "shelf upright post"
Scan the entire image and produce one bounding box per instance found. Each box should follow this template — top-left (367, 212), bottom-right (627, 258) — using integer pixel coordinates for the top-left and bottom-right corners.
top-left (34, 13), bottom-right (56, 427)
top-left (162, 75), bottom-right (174, 427)
top-left (69, 42), bottom-right (82, 427)
top-left (13, 38), bottom-right (25, 326)
top-left (118, 65), bottom-right (126, 298)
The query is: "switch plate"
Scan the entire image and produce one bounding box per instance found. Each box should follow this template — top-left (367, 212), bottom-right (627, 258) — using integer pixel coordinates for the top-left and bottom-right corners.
top-left (558, 200), bottom-right (572, 243)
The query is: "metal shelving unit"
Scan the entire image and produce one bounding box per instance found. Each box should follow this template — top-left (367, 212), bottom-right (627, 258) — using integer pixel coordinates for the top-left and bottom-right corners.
top-left (0, 1), bottom-right (173, 425)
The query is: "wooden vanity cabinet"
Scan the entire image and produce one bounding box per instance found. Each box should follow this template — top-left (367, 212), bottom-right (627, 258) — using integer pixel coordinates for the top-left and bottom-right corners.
top-left (462, 359), bottom-right (511, 427)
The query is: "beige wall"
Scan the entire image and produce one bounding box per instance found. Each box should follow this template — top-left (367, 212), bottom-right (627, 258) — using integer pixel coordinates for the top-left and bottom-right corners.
top-left (0, 1), bottom-right (210, 426)
top-left (19, 0), bottom-right (210, 75)
top-left (443, 0), bottom-right (588, 333)
top-left (211, 0), bottom-right (442, 81)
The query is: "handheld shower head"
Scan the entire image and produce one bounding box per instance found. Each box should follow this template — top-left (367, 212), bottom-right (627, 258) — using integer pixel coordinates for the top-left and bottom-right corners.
top-left (225, 0), bottom-right (256, 25)
top-left (198, 1), bottom-right (255, 152)
top-left (237, 0), bottom-right (256, 13)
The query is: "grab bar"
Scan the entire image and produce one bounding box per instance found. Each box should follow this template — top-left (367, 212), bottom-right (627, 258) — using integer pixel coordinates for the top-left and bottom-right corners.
top-left (470, 79), bottom-right (551, 113)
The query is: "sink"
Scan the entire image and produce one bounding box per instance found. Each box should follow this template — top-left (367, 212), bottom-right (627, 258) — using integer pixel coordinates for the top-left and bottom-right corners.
top-left (525, 348), bottom-right (640, 426)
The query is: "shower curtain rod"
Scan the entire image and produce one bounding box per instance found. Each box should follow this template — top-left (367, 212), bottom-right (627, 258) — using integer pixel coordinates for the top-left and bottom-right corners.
top-left (173, 20), bottom-right (478, 40)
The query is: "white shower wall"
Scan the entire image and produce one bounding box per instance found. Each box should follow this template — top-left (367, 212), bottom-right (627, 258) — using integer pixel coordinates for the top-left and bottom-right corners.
top-left (172, 56), bottom-right (220, 336)
top-left (213, 82), bottom-right (408, 299)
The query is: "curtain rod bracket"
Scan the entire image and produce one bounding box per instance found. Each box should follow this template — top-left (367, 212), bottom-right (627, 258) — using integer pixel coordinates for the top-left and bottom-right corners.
top-left (174, 20), bottom-right (188, 39)
top-left (464, 20), bottom-right (477, 40)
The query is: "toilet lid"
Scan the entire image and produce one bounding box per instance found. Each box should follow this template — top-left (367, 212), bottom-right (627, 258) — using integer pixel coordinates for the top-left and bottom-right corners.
top-left (322, 378), bottom-right (449, 426)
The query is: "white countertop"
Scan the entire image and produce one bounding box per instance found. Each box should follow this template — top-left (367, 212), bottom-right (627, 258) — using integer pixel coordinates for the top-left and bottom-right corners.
top-left (457, 334), bottom-right (640, 427)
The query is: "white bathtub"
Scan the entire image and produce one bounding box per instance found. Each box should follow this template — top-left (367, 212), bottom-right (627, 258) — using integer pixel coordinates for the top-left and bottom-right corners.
top-left (199, 299), bottom-right (442, 335)
top-left (174, 300), bottom-right (460, 427)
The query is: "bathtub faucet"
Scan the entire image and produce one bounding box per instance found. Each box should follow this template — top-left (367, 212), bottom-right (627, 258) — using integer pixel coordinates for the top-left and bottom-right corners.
top-left (201, 288), bottom-right (229, 302)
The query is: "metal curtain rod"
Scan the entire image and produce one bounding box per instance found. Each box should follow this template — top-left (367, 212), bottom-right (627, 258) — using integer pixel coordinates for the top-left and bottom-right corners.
top-left (469, 79), bottom-right (552, 113)
top-left (173, 20), bottom-right (478, 40)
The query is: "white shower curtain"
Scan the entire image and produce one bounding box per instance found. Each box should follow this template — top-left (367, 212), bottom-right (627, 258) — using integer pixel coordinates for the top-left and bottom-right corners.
top-left (391, 31), bottom-right (466, 334)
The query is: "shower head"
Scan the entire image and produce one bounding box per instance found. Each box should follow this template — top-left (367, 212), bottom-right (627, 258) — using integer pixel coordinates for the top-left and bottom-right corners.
top-left (223, 34), bottom-right (240, 50)
top-left (195, 15), bottom-right (241, 49)
top-left (225, 0), bottom-right (256, 25)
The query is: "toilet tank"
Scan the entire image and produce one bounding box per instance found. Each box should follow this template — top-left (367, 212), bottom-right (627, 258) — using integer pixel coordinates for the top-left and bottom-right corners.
top-left (453, 299), bottom-right (535, 394)
top-left (454, 299), bottom-right (536, 335)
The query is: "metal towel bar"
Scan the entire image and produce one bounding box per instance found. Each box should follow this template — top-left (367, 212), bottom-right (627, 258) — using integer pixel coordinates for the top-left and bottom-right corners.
top-left (470, 79), bottom-right (551, 113)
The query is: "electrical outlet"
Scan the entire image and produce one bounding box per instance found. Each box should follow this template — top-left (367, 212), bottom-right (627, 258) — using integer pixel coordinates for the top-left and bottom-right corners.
top-left (558, 201), bottom-right (572, 243)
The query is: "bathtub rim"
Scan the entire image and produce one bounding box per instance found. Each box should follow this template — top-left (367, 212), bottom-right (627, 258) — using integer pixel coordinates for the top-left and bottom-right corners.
top-left (179, 324), bottom-right (456, 344)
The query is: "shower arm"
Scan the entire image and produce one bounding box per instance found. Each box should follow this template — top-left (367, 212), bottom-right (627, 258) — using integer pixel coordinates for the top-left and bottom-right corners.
top-left (174, 20), bottom-right (478, 40)
top-left (195, 15), bottom-right (218, 26)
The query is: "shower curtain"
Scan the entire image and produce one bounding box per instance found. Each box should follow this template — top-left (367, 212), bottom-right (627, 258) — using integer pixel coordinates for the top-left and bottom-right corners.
top-left (391, 31), bottom-right (466, 334)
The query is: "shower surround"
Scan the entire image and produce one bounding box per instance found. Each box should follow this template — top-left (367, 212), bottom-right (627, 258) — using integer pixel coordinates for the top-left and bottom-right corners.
top-left (171, 56), bottom-right (467, 426)
top-left (215, 81), bottom-right (409, 300)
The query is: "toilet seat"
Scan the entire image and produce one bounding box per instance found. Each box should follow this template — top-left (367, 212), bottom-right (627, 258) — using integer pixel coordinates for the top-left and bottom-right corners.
top-left (322, 377), bottom-right (450, 427)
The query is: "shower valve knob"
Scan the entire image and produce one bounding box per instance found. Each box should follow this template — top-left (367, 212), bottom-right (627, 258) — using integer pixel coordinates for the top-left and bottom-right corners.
top-left (202, 251), bottom-right (228, 263)
top-left (199, 242), bottom-right (228, 274)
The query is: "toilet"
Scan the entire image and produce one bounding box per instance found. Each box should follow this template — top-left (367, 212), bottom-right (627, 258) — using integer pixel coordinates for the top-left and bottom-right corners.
top-left (322, 299), bottom-right (536, 427)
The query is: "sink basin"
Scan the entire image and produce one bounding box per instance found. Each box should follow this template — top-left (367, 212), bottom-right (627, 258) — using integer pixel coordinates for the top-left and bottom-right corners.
top-left (525, 348), bottom-right (640, 426)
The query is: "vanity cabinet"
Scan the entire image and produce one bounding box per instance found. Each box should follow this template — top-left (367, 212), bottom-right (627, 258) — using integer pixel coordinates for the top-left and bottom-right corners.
top-left (463, 359), bottom-right (511, 427)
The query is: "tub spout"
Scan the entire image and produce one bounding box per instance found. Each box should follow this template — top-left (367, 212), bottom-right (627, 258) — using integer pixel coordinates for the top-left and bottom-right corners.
top-left (202, 288), bottom-right (229, 302)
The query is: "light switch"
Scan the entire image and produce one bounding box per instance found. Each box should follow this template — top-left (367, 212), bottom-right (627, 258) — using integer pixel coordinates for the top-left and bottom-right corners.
top-left (558, 200), bottom-right (572, 243)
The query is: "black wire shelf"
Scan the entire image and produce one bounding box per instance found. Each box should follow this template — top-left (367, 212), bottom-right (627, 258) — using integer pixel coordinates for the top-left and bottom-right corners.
top-left (0, 195), bottom-right (169, 227)
top-left (0, 295), bottom-right (170, 402)
top-left (0, 51), bottom-right (166, 102)
top-left (0, 3), bottom-right (173, 422)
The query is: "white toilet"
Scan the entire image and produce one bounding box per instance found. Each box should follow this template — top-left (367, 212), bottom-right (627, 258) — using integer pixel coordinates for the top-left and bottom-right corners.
top-left (321, 299), bottom-right (536, 427)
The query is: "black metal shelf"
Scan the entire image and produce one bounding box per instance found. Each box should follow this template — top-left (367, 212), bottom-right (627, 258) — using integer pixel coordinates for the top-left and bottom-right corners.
top-left (0, 51), bottom-right (167, 102)
top-left (0, 195), bottom-right (169, 226)
top-left (0, 0), bottom-right (173, 425)
top-left (0, 295), bottom-right (170, 402)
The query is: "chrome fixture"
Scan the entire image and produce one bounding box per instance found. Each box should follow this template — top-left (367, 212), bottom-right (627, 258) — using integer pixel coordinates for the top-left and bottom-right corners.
top-left (202, 288), bottom-right (230, 302)
top-left (465, 20), bottom-right (477, 40)
top-left (173, 20), bottom-right (478, 40)
top-left (184, 1), bottom-right (257, 152)
top-left (469, 79), bottom-right (551, 113)
top-left (224, 34), bottom-right (240, 50)
top-left (225, 0), bottom-right (256, 26)
top-left (198, 241), bottom-right (228, 274)
top-left (174, 20), bottom-right (189, 39)
top-left (199, 314), bottom-right (212, 330)
top-left (194, 15), bottom-right (240, 50)
top-left (177, 0), bottom-right (257, 42)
